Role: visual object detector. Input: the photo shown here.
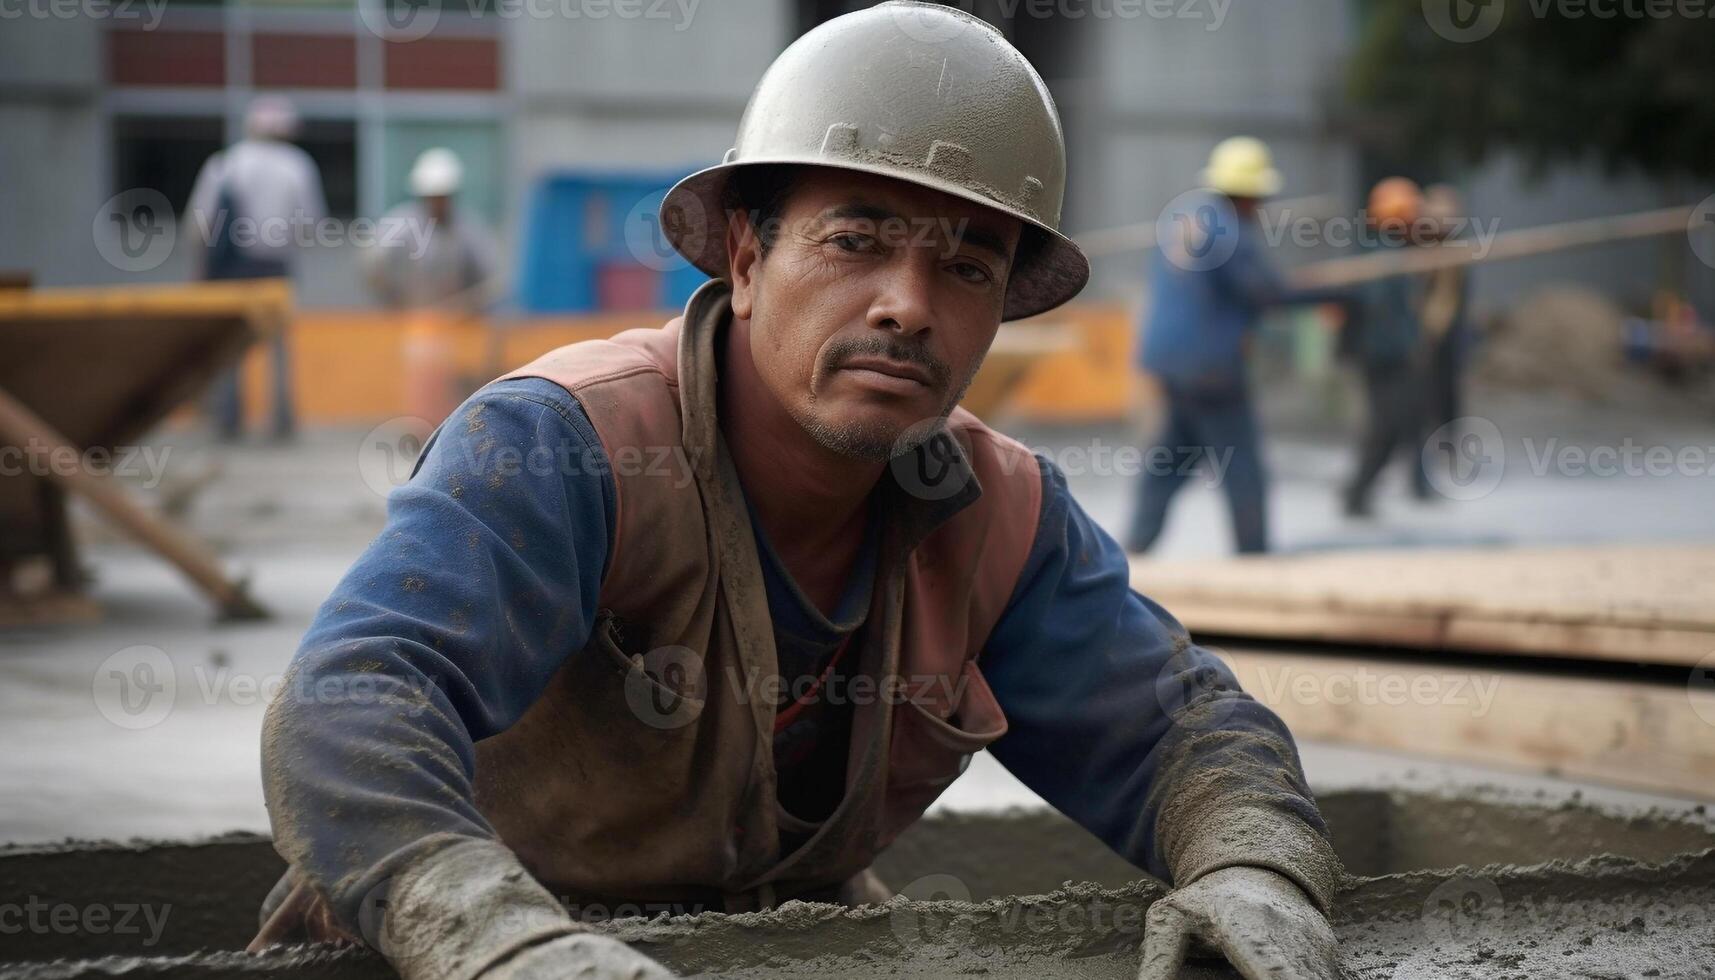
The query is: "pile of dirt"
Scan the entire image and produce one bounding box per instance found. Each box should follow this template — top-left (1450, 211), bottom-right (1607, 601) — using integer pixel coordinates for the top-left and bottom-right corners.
top-left (1475, 286), bottom-right (1630, 402)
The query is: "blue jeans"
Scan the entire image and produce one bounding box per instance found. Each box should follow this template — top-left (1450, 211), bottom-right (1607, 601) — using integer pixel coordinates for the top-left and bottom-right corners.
top-left (1126, 385), bottom-right (1268, 554)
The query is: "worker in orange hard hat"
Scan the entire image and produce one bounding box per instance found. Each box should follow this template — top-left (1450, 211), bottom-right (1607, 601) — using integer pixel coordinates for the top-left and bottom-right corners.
top-left (1341, 177), bottom-right (1429, 516)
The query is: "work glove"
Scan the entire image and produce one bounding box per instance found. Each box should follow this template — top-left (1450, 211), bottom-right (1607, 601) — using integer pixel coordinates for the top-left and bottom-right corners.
top-left (378, 837), bottom-right (679, 980)
top-left (1136, 866), bottom-right (1344, 980)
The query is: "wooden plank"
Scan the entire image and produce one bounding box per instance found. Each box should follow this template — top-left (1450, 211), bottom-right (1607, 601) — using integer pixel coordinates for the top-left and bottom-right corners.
top-left (1217, 645), bottom-right (1715, 801)
top-left (1132, 546), bottom-right (1715, 667)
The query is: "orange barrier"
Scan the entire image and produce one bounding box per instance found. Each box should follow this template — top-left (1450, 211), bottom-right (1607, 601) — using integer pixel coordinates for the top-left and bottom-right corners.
top-left (218, 303), bottom-right (1140, 427)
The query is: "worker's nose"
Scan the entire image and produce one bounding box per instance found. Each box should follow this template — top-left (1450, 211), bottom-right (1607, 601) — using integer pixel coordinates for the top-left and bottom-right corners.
top-left (866, 254), bottom-right (936, 339)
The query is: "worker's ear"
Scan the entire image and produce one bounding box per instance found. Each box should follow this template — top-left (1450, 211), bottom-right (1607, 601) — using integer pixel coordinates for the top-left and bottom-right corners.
top-left (727, 210), bottom-right (761, 320)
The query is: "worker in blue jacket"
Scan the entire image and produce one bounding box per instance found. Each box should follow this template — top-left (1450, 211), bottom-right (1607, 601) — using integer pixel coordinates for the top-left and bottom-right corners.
top-left (1127, 138), bottom-right (1348, 555)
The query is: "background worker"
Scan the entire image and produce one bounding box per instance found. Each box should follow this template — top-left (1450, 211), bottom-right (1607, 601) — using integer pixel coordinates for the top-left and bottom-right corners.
top-left (1341, 176), bottom-right (1430, 516)
top-left (250, 7), bottom-right (1344, 980)
top-left (1126, 137), bottom-right (1350, 555)
top-left (187, 96), bottom-right (327, 442)
top-left (362, 148), bottom-right (502, 316)
top-left (1414, 182), bottom-right (1475, 491)
top-left (362, 147), bottom-right (504, 424)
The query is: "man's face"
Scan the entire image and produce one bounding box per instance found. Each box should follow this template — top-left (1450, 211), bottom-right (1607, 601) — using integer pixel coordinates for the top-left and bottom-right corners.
top-left (727, 169), bottom-right (1022, 460)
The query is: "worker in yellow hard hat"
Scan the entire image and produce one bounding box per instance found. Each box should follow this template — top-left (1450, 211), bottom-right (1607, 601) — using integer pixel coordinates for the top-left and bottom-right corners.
top-left (1129, 136), bottom-right (1351, 554)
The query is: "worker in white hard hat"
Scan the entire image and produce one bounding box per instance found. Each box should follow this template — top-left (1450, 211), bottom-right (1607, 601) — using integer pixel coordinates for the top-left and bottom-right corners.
top-left (362, 148), bottom-right (502, 315)
top-left (1128, 136), bottom-right (1351, 554)
top-left (253, 8), bottom-right (1344, 980)
top-left (187, 95), bottom-right (327, 441)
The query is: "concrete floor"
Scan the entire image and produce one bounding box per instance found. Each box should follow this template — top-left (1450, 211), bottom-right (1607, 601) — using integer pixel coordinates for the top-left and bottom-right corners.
top-left (2, 385), bottom-right (1713, 846)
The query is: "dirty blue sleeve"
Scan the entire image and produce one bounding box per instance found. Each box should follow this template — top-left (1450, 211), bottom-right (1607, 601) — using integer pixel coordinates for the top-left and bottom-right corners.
top-left (259, 376), bottom-right (613, 928)
top-left (980, 456), bottom-right (1329, 885)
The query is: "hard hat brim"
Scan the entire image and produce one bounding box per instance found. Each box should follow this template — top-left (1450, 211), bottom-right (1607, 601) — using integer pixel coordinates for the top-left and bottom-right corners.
top-left (661, 159), bottom-right (1091, 322)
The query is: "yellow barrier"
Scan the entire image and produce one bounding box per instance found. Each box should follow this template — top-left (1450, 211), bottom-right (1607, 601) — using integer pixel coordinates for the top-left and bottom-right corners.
top-left (220, 304), bottom-right (1140, 426)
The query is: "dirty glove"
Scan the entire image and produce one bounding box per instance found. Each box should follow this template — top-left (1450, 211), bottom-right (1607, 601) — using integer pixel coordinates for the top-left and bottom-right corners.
top-left (378, 836), bottom-right (677, 980)
top-left (1137, 866), bottom-right (1343, 980)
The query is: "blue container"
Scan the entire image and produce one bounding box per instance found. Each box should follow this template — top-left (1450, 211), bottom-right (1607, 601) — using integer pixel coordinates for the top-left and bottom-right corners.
top-left (516, 169), bottom-right (711, 314)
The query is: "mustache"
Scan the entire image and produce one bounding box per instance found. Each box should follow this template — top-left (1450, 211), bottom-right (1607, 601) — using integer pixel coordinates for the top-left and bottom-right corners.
top-left (824, 336), bottom-right (952, 389)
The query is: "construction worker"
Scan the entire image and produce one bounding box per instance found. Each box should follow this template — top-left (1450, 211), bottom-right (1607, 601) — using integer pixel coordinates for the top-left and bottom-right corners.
top-left (1126, 137), bottom-right (1349, 555)
top-left (1414, 183), bottom-right (1474, 483)
top-left (187, 96), bottom-right (327, 442)
top-left (363, 148), bottom-right (502, 316)
top-left (250, 7), bottom-right (1343, 980)
top-left (1342, 177), bottom-right (1429, 516)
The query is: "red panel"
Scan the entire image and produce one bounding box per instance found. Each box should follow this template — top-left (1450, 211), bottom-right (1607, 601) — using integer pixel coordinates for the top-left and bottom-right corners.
top-left (384, 37), bottom-right (500, 90)
top-left (597, 263), bottom-right (660, 312)
top-left (109, 30), bottom-right (225, 87)
top-left (252, 34), bottom-right (356, 89)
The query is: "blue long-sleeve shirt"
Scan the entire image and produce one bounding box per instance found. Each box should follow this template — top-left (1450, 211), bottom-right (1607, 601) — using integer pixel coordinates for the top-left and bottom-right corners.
top-left (1140, 201), bottom-right (1347, 393)
top-left (264, 375), bottom-right (1323, 925)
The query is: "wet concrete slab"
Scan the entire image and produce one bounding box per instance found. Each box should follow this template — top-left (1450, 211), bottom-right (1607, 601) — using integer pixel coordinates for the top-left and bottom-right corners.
top-left (3, 788), bottom-right (1712, 978)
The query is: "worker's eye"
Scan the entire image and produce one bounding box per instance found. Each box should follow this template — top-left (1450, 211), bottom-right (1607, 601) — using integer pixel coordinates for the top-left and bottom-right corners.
top-left (829, 232), bottom-right (877, 253)
top-left (948, 259), bottom-right (993, 284)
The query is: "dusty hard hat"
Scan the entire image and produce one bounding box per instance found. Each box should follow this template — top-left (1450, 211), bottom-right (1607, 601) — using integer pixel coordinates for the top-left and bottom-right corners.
top-left (659, 0), bottom-right (1088, 321)
top-left (410, 148), bottom-right (464, 198)
top-left (1199, 137), bottom-right (1283, 199)
top-left (1367, 176), bottom-right (1424, 229)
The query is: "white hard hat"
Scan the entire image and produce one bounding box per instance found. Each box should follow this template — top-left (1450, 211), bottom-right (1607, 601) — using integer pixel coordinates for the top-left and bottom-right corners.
top-left (410, 148), bottom-right (464, 197)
